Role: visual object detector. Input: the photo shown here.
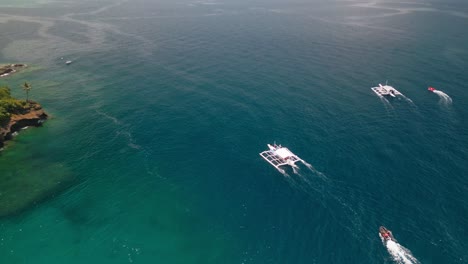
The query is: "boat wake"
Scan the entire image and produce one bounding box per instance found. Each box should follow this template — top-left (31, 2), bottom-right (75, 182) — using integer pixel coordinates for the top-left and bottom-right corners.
top-left (379, 96), bottom-right (394, 112)
top-left (277, 164), bottom-right (374, 241)
top-left (285, 167), bottom-right (330, 199)
top-left (287, 160), bottom-right (326, 179)
top-left (377, 94), bottom-right (416, 110)
top-left (385, 240), bottom-right (420, 264)
top-left (301, 160), bottom-right (328, 179)
top-left (293, 168), bottom-right (367, 238)
top-left (96, 109), bottom-right (122, 125)
top-left (278, 160), bottom-right (324, 179)
top-left (95, 109), bottom-right (142, 149)
top-left (259, 144), bottom-right (367, 237)
top-left (433, 90), bottom-right (452, 106)
top-left (292, 165), bottom-right (300, 175)
top-left (398, 94), bottom-right (417, 108)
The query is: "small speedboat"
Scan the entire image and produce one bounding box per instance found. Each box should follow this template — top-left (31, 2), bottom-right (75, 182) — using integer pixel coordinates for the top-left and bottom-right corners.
top-left (379, 226), bottom-right (396, 242)
top-left (65, 60), bottom-right (72, 65)
top-left (428, 87), bottom-right (436, 92)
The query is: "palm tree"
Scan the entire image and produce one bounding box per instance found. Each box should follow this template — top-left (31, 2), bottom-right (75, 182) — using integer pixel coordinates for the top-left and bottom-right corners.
top-left (22, 82), bottom-right (32, 102)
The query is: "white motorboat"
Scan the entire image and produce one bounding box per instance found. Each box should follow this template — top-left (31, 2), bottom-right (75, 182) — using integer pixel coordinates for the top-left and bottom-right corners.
top-left (65, 60), bottom-right (72, 65)
top-left (259, 143), bottom-right (305, 173)
top-left (371, 83), bottom-right (402, 98)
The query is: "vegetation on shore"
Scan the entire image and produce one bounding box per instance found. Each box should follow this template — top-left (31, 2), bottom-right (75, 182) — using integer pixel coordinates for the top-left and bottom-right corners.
top-left (0, 86), bottom-right (30, 127)
top-left (0, 82), bottom-right (47, 150)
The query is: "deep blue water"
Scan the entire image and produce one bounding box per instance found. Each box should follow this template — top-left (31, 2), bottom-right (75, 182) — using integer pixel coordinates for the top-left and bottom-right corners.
top-left (0, 0), bottom-right (467, 263)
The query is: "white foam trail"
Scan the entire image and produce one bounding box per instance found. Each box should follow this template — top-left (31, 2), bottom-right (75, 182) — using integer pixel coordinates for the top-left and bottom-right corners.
top-left (278, 168), bottom-right (288, 177)
top-left (279, 170), bottom-right (309, 190)
top-left (276, 160), bottom-right (327, 190)
top-left (292, 166), bottom-right (299, 175)
top-left (275, 160), bottom-right (368, 238)
top-left (302, 160), bottom-right (314, 171)
top-left (117, 131), bottom-right (142, 150)
top-left (380, 96), bottom-right (394, 112)
top-left (385, 240), bottom-right (420, 264)
top-left (399, 95), bottom-right (417, 107)
top-left (301, 160), bottom-right (327, 179)
top-left (96, 110), bottom-right (142, 149)
top-left (95, 110), bottom-right (121, 125)
top-left (433, 90), bottom-right (452, 106)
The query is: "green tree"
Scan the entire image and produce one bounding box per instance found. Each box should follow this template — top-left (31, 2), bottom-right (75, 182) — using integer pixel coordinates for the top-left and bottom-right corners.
top-left (22, 82), bottom-right (32, 102)
top-left (0, 106), bottom-right (11, 127)
top-left (0, 86), bottom-right (12, 100)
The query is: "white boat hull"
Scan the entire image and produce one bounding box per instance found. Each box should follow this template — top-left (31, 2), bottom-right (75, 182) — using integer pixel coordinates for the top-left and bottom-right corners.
top-left (371, 83), bottom-right (403, 98)
top-left (260, 144), bottom-right (304, 172)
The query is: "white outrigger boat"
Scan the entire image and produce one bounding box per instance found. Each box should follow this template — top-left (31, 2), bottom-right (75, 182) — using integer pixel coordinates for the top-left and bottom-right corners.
top-left (371, 83), bottom-right (402, 98)
top-left (259, 143), bottom-right (307, 174)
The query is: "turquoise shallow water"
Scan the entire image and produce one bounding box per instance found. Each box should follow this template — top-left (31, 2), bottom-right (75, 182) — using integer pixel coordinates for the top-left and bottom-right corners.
top-left (0, 0), bottom-right (467, 263)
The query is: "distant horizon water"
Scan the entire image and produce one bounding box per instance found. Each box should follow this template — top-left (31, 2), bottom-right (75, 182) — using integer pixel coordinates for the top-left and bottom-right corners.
top-left (0, 0), bottom-right (467, 263)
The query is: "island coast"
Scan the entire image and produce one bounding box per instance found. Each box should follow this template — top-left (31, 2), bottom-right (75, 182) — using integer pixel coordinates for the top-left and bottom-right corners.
top-left (0, 86), bottom-right (48, 149)
top-left (0, 101), bottom-right (48, 149)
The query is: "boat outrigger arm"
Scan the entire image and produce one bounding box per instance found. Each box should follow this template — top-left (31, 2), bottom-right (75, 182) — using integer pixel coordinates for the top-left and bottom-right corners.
top-left (259, 143), bottom-right (306, 173)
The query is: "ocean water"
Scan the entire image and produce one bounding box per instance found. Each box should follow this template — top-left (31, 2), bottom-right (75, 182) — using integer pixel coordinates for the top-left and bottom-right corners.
top-left (0, 0), bottom-right (467, 263)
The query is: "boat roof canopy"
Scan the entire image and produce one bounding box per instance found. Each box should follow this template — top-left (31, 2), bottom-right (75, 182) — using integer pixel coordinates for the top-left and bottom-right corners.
top-left (275, 148), bottom-right (294, 159)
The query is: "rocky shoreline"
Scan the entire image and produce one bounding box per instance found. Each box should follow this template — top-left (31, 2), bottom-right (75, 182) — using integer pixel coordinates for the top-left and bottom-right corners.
top-left (0, 63), bottom-right (27, 78)
top-left (0, 102), bottom-right (48, 149)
